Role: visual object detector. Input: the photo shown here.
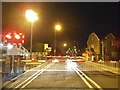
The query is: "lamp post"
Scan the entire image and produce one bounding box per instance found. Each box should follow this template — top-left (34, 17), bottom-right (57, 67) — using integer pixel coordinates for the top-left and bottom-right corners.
top-left (25, 9), bottom-right (38, 59)
top-left (54, 24), bottom-right (61, 56)
top-left (101, 42), bottom-right (104, 60)
top-left (63, 43), bottom-right (67, 55)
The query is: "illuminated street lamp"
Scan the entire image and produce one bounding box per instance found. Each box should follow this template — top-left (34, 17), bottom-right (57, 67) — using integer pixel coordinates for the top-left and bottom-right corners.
top-left (63, 43), bottom-right (67, 56)
top-left (63, 43), bottom-right (67, 47)
top-left (54, 24), bottom-right (61, 56)
top-left (55, 25), bottom-right (61, 31)
top-left (25, 9), bottom-right (38, 59)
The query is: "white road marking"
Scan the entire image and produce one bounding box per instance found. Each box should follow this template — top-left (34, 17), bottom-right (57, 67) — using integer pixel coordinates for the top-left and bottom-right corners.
top-left (28, 70), bottom-right (74, 71)
top-left (2, 64), bottom-right (42, 87)
top-left (14, 62), bottom-right (55, 89)
top-left (73, 67), bottom-right (93, 88)
top-left (21, 62), bottom-right (55, 88)
top-left (75, 67), bottom-right (103, 89)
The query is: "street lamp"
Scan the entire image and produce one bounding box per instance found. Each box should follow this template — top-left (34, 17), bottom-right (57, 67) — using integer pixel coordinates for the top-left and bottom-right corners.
top-left (54, 24), bottom-right (61, 56)
top-left (25, 9), bottom-right (38, 59)
top-left (101, 42), bottom-right (104, 60)
top-left (63, 43), bottom-right (67, 47)
top-left (63, 43), bottom-right (67, 56)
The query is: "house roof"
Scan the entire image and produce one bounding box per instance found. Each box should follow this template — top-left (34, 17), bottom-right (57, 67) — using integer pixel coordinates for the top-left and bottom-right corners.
top-left (90, 32), bottom-right (117, 40)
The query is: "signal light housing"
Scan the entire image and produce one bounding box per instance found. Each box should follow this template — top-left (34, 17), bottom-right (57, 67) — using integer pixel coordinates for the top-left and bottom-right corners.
top-left (15, 34), bottom-right (20, 39)
top-left (4, 32), bottom-right (25, 45)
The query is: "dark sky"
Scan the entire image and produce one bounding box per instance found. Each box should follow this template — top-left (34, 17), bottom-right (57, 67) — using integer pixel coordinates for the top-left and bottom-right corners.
top-left (2, 2), bottom-right (119, 54)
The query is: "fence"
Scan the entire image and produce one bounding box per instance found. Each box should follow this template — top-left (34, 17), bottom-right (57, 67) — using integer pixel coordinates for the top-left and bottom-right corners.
top-left (86, 60), bottom-right (120, 74)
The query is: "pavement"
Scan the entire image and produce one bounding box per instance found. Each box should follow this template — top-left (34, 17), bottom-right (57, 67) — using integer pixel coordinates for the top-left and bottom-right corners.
top-left (86, 61), bottom-right (120, 75)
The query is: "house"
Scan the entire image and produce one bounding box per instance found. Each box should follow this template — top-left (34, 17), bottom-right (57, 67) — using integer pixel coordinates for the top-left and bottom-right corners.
top-left (87, 32), bottom-right (100, 61)
top-left (87, 32), bottom-right (118, 61)
top-left (105, 33), bottom-right (116, 60)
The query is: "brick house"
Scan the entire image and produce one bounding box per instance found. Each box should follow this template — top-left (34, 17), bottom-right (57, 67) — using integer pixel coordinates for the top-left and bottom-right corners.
top-left (87, 32), bottom-right (118, 61)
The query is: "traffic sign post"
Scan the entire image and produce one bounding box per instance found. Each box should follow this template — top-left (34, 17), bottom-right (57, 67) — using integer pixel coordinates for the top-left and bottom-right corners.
top-left (3, 31), bottom-right (25, 77)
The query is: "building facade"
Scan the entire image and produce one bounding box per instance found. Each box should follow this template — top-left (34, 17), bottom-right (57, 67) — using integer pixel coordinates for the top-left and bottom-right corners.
top-left (105, 33), bottom-right (117, 60)
top-left (87, 32), bottom-right (100, 61)
top-left (86, 32), bottom-right (118, 61)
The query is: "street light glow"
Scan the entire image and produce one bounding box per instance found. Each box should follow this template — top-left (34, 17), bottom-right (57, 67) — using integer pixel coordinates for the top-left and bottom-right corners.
top-left (64, 43), bottom-right (67, 47)
top-left (66, 60), bottom-right (77, 70)
top-left (55, 25), bottom-right (61, 31)
top-left (25, 9), bottom-right (38, 23)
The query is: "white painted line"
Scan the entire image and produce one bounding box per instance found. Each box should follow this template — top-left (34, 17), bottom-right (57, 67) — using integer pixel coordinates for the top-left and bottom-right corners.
top-left (28, 70), bottom-right (74, 72)
top-left (2, 64), bottom-right (42, 87)
top-left (14, 63), bottom-right (47, 88)
top-left (21, 62), bottom-right (55, 88)
top-left (73, 67), bottom-right (93, 88)
top-left (15, 62), bottom-right (55, 88)
top-left (75, 67), bottom-right (103, 89)
top-left (15, 68), bottom-right (42, 88)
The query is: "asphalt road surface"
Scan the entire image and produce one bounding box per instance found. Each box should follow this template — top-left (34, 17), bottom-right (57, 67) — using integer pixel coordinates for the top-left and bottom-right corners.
top-left (2, 59), bottom-right (120, 90)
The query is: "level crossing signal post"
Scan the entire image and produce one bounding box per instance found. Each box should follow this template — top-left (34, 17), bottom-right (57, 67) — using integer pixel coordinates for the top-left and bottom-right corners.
top-left (2, 32), bottom-right (25, 76)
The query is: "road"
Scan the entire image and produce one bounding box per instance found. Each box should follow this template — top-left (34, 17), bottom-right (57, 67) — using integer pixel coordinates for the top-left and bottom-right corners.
top-left (2, 59), bottom-right (119, 90)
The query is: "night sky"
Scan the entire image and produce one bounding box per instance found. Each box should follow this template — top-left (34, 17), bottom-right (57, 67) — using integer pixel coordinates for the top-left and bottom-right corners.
top-left (2, 2), bottom-right (119, 54)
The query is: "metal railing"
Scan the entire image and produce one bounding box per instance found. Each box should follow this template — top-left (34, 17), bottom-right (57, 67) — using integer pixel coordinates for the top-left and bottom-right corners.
top-left (87, 60), bottom-right (120, 74)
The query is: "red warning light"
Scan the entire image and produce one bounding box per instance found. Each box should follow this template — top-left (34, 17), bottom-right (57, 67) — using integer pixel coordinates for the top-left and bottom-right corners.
top-left (6, 34), bottom-right (12, 39)
top-left (4, 32), bottom-right (25, 45)
top-left (15, 34), bottom-right (20, 39)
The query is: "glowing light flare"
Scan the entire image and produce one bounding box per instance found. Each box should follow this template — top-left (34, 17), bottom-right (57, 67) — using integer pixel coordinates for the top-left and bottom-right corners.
top-left (66, 60), bottom-right (77, 70)
top-left (6, 34), bottom-right (12, 39)
top-left (64, 43), bottom-right (67, 47)
top-left (26, 54), bottom-right (28, 57)
top-left (22, 35), bottom-right (25, 38)
top-left (15, 34), bottom-right (20, 39)
top-left (22, 40), bottom-right (24, 44)
top-left (0, 43), bottom-right (3, 47)
top-left (7, 44), bottom-right (13, 49)
top-left (25, 9), bottom-right (38, 23)
top-left (55, 25), bottom-right (61, 31)
top-left (52, 59), bottom-right (59, 62)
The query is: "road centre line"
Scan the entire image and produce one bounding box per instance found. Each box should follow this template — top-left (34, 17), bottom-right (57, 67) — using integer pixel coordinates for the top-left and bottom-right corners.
top-left (21, 62), bottom-right (55, 88)
top-left (75, 67), bottom-right (103, 89)
top-left (73, 67), bottom-right (93, 88)
top-left (14, 62), bottom-right (55, 89)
